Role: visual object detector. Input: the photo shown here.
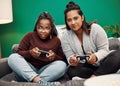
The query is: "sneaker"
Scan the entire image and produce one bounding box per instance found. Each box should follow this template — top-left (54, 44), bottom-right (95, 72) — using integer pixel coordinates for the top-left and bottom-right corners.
top-left (39, 79), bottom-right (61, 86)
top-left (72, 76), bottom-right (84, 80)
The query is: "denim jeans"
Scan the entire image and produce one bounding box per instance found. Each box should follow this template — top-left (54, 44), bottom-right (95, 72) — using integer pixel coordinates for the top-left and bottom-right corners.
top-left (8, 53), bottom-right (67, 82)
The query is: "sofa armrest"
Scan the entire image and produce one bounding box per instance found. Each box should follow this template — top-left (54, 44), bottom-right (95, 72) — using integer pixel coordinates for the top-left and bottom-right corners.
top-left (0, 58), bottom-right (12, 78)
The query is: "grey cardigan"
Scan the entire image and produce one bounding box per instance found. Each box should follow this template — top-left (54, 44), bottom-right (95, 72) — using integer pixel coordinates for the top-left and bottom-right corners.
top-left (60, 23), bottom-right (110, 64)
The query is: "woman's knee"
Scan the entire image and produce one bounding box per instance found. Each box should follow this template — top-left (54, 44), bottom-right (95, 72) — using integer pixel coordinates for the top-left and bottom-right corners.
top-left (8, 53), bottom-right (23, 66)
top-left (8, 53), bottom-right (18, 63)
top-left (51, 61), bottom-right (67, 77)
top-left (107, 50), bottom-right (120, 62)
top-left (53, 60), bottom-right (67, 70)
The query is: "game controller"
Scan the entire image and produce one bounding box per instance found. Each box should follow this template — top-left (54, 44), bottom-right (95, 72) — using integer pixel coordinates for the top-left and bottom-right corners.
top-left (76, 55), bottom-right (90, 63)
top-left (38, 50), bottom-right (49, 57)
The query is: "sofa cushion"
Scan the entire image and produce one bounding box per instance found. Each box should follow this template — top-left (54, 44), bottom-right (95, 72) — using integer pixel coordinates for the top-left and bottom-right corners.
top-left (12, 44), bottom-right (19, 53)
top-left (0, 79), bottom-right (85, 86)
top-left (62, 80), bottom-right (85, 86)
top-left (108, 38), bottom-right (120, 50)
top-left (0, 80), bottom-right (43, 86)
top-left (1, 72), bottom-right (17, 81)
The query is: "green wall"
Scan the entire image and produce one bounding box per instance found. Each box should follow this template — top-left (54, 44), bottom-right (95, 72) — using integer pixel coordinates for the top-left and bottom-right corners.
top-left (0, 0), bottom-right (120, 58)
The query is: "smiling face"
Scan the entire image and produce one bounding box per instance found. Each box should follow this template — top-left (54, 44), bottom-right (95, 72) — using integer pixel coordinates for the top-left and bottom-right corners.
top-left (66, 10), bottom-right (84, 32)
top-left (36, 19), bottom-right (51, 39)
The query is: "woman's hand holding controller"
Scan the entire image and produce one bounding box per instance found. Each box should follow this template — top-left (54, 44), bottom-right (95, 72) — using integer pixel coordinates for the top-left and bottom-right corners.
top-left (69, 54), bottom-right (79, 66)
top-left (47, 50), bottom-right (56, 61)
top-left (29, 47), bottom-right (40, 58)
top-left (87, 51), bottom-right (97, 64)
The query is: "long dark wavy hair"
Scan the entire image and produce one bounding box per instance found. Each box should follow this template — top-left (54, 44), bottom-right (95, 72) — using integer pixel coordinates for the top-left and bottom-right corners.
top-left (34, 12), bottom-right (58, 37)
top-left (64, 1), bottom-right (96, 35)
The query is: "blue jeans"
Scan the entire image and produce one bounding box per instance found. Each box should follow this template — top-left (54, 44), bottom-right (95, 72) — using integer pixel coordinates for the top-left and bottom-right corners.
top-left (8, 53), bottom-right (67, 82)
